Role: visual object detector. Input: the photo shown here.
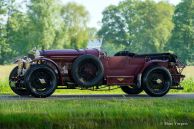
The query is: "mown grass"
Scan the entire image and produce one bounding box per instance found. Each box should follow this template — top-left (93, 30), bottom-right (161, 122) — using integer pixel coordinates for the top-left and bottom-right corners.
top-left (0, 65), bottom-right (16, 80)
top-left (0, 65), bottom-right (194, 129)
top-left (0, 99), bottom-right (194, 129)
top-left (0, 65), bottom-right (194, 94)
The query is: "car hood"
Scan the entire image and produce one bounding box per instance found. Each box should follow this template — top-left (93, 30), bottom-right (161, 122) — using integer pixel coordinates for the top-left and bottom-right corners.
top-left (40, 49), bottom-right (103, 57)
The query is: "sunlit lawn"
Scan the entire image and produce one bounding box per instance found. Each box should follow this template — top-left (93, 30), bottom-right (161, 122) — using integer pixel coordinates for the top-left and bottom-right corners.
top-left (0, 65), bottom-right (194, 129)
top-left (0, 65), bottom-right (16, 80)
top-left (0, 99), bottom-right (194, 129)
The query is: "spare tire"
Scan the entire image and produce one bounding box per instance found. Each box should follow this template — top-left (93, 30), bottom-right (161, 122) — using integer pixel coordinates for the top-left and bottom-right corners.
top-left (114, 51), bottom-right (136, 57)
top-left (71, 54), bottom-right (104, 87)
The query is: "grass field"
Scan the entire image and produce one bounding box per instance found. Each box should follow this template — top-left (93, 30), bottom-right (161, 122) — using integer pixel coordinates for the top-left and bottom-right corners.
top-left (0, 65), bottom-right (194, 128)
top-left (0, 98), bottom-right (194, 129)
top-left (0, 65), bottom-right (16, 80)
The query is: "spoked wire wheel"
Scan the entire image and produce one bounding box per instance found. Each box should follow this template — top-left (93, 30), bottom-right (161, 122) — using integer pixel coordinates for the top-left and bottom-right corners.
top-left (142, 66), bottom-right (172, 97)
top-left (25, 65), bottom-right (57, 98)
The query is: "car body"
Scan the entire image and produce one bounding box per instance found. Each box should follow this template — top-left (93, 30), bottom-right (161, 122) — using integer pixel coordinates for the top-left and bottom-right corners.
top-left (9, 49), bottom-right (185, 97)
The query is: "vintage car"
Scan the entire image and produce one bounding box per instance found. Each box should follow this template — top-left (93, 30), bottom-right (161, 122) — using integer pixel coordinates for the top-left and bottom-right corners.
top-left (9, 49), bottom-right (185, 98)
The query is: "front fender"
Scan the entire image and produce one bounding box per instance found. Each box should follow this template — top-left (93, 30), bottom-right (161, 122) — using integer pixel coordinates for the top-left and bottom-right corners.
top-left (31, 58), bottom-right (63, 85)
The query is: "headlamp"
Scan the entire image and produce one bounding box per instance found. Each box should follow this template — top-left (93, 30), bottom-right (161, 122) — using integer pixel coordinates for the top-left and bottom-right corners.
top-left (17, 59), bottom-right (23, 69)
top-left (25, 58), bottom-right (31, 69)
top-left (35, 50), bottom-right (40, 58)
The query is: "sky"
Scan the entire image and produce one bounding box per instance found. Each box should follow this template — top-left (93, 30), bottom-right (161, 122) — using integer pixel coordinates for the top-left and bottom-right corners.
top-left (62, 0), bottom-right (181, 29)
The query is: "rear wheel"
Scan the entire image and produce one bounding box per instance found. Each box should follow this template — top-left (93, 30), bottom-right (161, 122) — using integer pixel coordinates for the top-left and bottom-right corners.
top-left (9, 66), bottom-right (30, 96)
top-left (120, 85), bottom-right (143, 94)
top-left (115, 51), bottom-right (143, 94)
top-left (24, 64), bottom-right (57, 98)
top-left (142, 66), bottom-right (172, 97)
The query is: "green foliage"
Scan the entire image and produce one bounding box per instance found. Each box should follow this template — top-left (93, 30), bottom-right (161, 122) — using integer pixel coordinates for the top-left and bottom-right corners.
top-left (167, 0), bottom-right (194, 64)
top-left (0, 0), bottom-right (194, 64)
top-left (0, 0), bottom-right (91, 64)
top-left (98, 0), bottom-right (174, 54)
top-left (101, 42), bottom-right (125, 56)
top-left (0, 0), bottom-right (12, 64)
top-left (60, 2), bottom-right (89, 49)
top-left (26, 0), bottom-right (60, 50)
top-left (1, 99), bottom-right (194, 129)
top-left (181, 78), bottom-right (194, 92)
top-left (0, 27), bottom-right (12, 64)
top-left (7, 11), bottom-right (31, 56)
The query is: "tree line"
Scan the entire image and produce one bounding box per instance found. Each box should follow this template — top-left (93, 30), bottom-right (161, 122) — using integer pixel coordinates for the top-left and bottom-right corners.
top-left (0, 0), bottom-right (96, 64)
top-left (99, 0), bottom-right (194, 65)
top-left (0, 0), bottom-right (194, 65)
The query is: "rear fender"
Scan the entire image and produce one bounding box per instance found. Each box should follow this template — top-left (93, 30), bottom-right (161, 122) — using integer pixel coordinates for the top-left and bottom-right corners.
top-left (140, 60), bottom-right (169, 74)
top-left (136, 60), bottom-right (169, 87)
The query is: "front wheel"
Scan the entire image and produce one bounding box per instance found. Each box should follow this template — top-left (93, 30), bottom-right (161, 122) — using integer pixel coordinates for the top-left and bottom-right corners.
top-left (120, 85), bottom-right (143, 94)
top-left (9, 66), bottom-right (30, 96)
top-left (24, 64), bottom-right (57, 98)
top-left (142, 66), bottom-right (172, 97)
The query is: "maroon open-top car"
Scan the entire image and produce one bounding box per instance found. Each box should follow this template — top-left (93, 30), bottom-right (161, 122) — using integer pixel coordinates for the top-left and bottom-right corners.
top-left (9, 49), bottom-right (185, 98)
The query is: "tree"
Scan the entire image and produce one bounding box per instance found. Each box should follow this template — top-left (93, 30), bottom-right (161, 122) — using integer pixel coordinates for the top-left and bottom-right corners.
top-left (98, 0), bottom-right (174, 54)
top-left (61, 2), bottom-right (89, 49)
top-left (27, 0), bottom-right (61, 50)
top-left (98, 5), bottom-right (129, 47)
top-left (167, 0), bottom-right (194, 64)
top-left (7, 11), bottom-right (30, 56)
top-left (0, 0), bottom-right (15, 64)
top-left (0, 0), bottom-right (91, 64)
top-left (0, 1), bottom-right (7, 64)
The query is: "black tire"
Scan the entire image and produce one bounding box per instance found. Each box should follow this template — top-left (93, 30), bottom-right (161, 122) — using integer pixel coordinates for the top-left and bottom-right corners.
top-left (71, 54), bottom-right (104, 87)
top-left (120, 85), bottom-right (143, 94)
top-left (24, 64), bottom-right (57, 98)
top-left (9, 66), bottom-right (30, 96)
top-left (114, 51), bottom-right (135, 57)
top-left (115, 51), bottom-right (142, 94)
top-left (142, 66), bottom-right (172, 97)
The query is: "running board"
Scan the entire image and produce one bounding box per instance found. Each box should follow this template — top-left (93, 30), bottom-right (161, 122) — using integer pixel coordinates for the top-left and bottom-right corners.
top-left (170, 86), bottom-right (184, 90)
